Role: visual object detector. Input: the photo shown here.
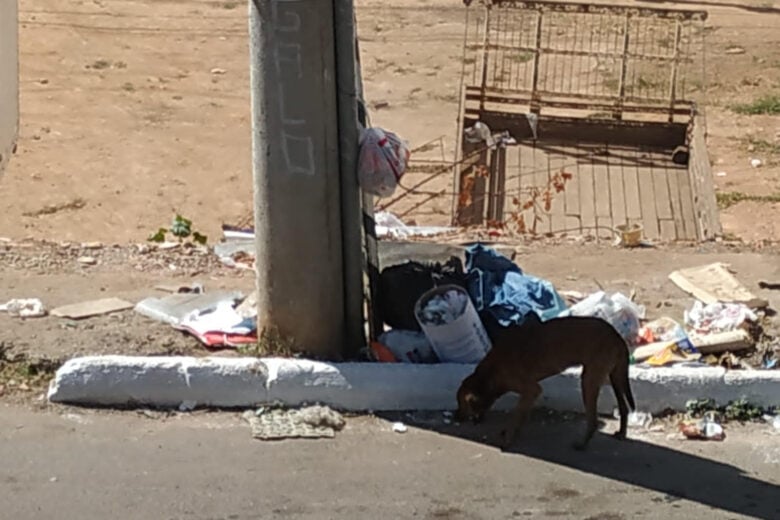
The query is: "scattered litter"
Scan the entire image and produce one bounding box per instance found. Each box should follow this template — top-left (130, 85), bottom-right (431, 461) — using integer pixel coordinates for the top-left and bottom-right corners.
top-left (213, 239), bottom-right (255, 270)
top-left (50, 297), bottom-right (134, 319)
top-left (392, 422), bottom-right (408, 434)
top-left (357, 127), bottom-right (410, 198)
top-left (684, 301), bottom-right (757, 334)
top-left (679, 416), bottom-right (725, 441)
top-left (689, 329), bottom-right (753, 355)
top-left (724, 46), bottom-right (746, 55)
top-left (376, 330), bottom-right (437, 363)
top-left (134, 290), bottom-right (244, 326)
top-left (77, 256), bottom-right (97, 266)
top-left (49, 477), bottom-right (58, 483)
top-left (715, 171), bottom-right (727, 177)
top-left (370, 341), bottom-right (398, 362)
top-left (374, 211), bottom-right (454, 239)
top-left (564, 291), bottom-right (645, 345)
top-left (178, 400), bottom-right (197, 412)
top-left (614, 223), bottom-right (644, 248)
top-left (415, 285), bottom-right (490, 363)
top-left (669, 263), bottom-right (768, 308)
top-left (175, 299), bottom-right (257, 348)
top-left (614, 409), bottom-right (653, 429)
top-left (81, 241), bottom-right (103, 249)
top-left (646, 340), bottom-right (700, 366)
top-left (750, 158), bottom-right (763, 169)
top-left (154, 283), bottom-right (204, 294)
top-left (638, 317), bottom-right (688, 344)
top-left (210, 67), bottom-right (227, 75)
top-left (558, 290), bottom-right (585, 304)
top-left (243, 405), bottom-right (345, 440)
top-left (763, 414), bottom-right (780, 431)
top-left (0, 298), bottom-right (46, 318)
top-left (464, 121), bottom-right (517, 148)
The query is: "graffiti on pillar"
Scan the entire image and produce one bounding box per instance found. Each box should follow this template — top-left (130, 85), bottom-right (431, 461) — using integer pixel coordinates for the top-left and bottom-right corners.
top-left (272, 0), bottom-right (316, 176)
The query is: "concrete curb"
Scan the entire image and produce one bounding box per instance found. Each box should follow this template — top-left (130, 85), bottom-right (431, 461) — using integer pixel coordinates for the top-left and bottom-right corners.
top-left (47, 356), bottom-right (780, 414)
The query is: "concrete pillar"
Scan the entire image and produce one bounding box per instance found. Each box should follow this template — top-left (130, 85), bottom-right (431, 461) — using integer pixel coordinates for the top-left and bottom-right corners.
top-left (249, 0), bottom-right (345, 358)
top-left (0, 0), bottom-right (18, 178)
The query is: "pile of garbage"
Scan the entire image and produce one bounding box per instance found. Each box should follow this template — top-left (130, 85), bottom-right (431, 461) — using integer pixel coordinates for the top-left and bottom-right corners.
top-left (370, 247), bottom-right (777, 371)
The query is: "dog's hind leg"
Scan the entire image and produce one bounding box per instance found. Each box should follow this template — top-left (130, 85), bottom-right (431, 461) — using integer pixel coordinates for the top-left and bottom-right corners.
top-left (573, 367), bottom-right (603, 451)
top-left (609, 369), bottom-right (629, 440)
top-left (501, 382), bottom-right (541, 451)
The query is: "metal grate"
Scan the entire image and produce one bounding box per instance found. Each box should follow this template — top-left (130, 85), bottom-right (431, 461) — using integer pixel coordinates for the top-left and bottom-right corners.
top-left (462, 0), bottom-right (707, 120)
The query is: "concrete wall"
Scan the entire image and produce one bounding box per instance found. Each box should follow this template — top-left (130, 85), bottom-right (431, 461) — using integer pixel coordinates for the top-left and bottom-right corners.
top-left (0, 0), bottom-right (19, 178)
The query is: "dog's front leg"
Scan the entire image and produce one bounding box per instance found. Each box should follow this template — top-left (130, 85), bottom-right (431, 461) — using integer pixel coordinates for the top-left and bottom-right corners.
top-left (501, 383), bottom-right (542, 451)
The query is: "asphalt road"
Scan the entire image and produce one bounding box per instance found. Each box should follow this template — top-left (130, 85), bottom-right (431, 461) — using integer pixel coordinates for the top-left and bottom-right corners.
top-left (1, 404), bottom-right (779, 520)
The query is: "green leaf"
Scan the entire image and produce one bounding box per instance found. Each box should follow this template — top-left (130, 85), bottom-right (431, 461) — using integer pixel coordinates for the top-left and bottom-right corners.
top-left (170, 214), bottom-right (192, 238)
top-left (192, 231), bottom-right (208, 245)
top-left (148, 228), bottom-right (168, 242)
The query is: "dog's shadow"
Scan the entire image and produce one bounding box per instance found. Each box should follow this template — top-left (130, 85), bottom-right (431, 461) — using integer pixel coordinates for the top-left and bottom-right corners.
top-left (377, 409), bottom-right (779, 519)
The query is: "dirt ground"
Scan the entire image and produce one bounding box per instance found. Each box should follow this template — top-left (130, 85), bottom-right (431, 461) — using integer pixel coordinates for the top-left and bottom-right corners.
top-left (0, 0), bottom-right (778, 243)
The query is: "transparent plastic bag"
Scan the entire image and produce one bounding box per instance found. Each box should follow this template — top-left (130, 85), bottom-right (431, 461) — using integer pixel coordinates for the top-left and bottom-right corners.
top-left (565, 291), bottom-right (645, 345)
top-left (357, 127), bottom-right (410, 198)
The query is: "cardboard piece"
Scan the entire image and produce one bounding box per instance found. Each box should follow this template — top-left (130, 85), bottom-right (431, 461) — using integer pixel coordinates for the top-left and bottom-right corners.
top-left (668, 263), bottom-right (768, 308)
top-left (51, 298), bottom-right (134, 319)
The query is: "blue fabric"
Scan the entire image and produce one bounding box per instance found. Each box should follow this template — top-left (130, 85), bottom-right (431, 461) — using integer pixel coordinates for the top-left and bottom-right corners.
top-left (464, 243), bottom-right (567, 326)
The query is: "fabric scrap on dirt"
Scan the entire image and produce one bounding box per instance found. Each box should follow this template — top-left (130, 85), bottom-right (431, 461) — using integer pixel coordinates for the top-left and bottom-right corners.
top-left (243, 405), bottom-right (346, 440)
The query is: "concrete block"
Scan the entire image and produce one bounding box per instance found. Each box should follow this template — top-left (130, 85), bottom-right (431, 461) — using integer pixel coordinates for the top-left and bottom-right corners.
top-left (48, 356), bottom-right (268, 408)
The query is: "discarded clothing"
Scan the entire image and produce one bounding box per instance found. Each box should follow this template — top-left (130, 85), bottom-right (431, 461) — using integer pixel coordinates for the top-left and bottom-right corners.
top-left (464, 244), bottom-right (567, 326)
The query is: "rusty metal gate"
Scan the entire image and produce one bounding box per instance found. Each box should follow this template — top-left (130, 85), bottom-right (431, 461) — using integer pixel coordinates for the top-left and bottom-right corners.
top-left (453, 0), bottom-right (719, 242)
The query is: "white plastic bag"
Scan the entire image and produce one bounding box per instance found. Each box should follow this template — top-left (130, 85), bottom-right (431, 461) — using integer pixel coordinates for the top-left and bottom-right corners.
top-left (564, 291), bottom-right (645, 345)
top-left (357, 127), bottom-right (410, 198)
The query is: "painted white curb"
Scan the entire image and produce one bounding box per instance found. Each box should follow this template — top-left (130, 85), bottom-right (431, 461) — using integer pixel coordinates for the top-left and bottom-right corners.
top-left (47, 356), bottom-right (780, 414)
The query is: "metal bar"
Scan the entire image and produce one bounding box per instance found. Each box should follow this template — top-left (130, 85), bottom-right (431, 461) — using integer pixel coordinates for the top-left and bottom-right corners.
top-left (615, 13), bottom-right (631, 119)
top-left (479, 7), bottom-right (492, 111)
top-left (667, 20), bottom-right (683, 123)
top-left (530, 10), bottom-right (544, 107)
top-left (470, 43), bottom-right (693, 65)
top-left (486, 0), bottom-right (707, 21)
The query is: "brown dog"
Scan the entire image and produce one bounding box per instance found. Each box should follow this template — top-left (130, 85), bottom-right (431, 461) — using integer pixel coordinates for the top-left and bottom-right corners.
top-left (456, 312), bottom-right (635, 450)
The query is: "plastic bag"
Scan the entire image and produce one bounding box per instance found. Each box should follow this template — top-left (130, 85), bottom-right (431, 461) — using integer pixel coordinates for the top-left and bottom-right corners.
top-left (565, 291), bottom-right (645, 345)
top-left (357, 127), bottom-right (410, 198)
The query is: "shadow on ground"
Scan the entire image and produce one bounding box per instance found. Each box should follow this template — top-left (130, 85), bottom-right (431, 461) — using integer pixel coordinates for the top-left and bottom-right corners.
top-left (378, 409), bottom-right (779, 520)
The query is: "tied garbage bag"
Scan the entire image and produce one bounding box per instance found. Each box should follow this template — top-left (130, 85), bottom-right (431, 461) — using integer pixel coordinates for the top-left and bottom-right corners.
top-left (562, 291), bottom-right (645, 345)
top-left (357, 127), bottom-right (410, 198)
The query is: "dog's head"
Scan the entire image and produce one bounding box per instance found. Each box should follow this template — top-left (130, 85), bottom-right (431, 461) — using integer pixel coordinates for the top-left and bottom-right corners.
top-left (455, 374), bottom-right (495, 424)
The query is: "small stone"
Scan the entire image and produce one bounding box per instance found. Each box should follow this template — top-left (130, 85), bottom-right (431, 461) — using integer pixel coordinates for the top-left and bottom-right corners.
top-left (77, 256), bottom-right (97, 265)
top-left (81, 241), bottom-right (103, 249)
top-left (724, 46), bottom-right (746, 55)
top-left (210, 67), bottom-right (227, 75)
top-left (18, 382), bottom-right (30, 392)
top-left (392, 422), bottom-right (408, 434)
top-left (49, 477), bottom-right (58, 483)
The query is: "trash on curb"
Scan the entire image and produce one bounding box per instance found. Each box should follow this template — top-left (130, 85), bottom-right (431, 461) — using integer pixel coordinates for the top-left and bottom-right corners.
top-left (614, 409), bottom-right (653, 429)
top-left (679, 416), bottom-right (725, 441)
top-left (242, 405), bottom-right (345, 440)
top-left (763, 414), bottom-right (780, 431)
top-left (374, 211), bottom-right (454, 239)
top-left (134, 290), bottom-right (244, 326)
top-left (415, 285), bottom-right (490, 363)
top-left (376, 330), bottom-right (437, 363)
top-left (669, 263), bottom-right (768, 309)
top-left (563, 291), bottom-right (645, 345)
top-left (175, 299), bottom-right (257, 348)
top-left (392, 422), bottom-right (408, 434)
top-left (0, 298), bottom-right (46, 318)
top-left (646, 340), bottom-right (701, 366)
top-left (684, 301), bottom-right (757, 335)
top-left (50, 297), bottom-right (134, 319)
